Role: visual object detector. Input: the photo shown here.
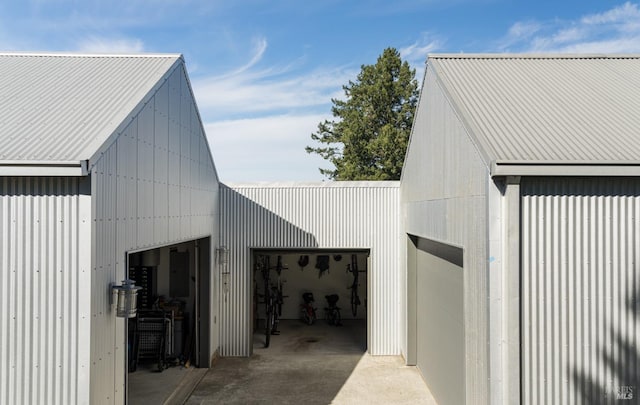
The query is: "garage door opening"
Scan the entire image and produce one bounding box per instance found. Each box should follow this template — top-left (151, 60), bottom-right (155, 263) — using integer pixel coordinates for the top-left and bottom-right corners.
top-left (126, 237), bottom-right (211, 405)
top-left (407, 235), bottom-right (464, 405)
top-left (251, 249), bottom-right (369, 353)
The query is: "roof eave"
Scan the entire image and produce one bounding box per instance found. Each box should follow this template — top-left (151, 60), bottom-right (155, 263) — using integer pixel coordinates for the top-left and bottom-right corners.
top-left (491, 161), bottom-right (640, 177)
top-left (0, 160), bottom-right (88, 176)
top-left (428, 53), bottom-right (640, 60)
top-left (223, 181), bottom-right (401, 189)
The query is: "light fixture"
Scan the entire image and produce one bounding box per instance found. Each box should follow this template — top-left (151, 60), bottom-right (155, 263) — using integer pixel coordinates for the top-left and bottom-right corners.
top-left (217, 246), bottom-right (229, 266)
top-left (217, 246), bottom-right (230, 296)
top-left (111, 279), bottom-right (142, 318)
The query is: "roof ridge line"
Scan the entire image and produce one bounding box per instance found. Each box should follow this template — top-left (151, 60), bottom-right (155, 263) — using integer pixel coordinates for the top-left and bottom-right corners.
top-left (0, 51), bottom-right (182, 58)
top-left (428, 53), bottom-right (640, 59)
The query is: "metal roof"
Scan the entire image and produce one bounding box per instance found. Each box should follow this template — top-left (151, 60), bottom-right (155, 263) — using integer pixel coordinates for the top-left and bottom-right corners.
top-left (428, 54), bottom-right (640, 176)
top-left (0, 52), bottom-right (182, 174)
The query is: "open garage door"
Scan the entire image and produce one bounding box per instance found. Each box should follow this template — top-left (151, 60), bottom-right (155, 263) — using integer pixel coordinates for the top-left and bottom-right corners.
top-left (126, 237), bottom-right (211, 405)
top-left (251, 249), bottom-right (369, 352)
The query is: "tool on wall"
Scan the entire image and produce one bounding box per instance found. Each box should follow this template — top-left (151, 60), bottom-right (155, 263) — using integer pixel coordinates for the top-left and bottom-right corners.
top-left (316, 255), bottom-right (330, 277)
top-left (297, 255), bottom-right (309, 271)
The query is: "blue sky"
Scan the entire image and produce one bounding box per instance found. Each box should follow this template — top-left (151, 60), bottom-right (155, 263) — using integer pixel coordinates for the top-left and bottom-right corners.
top-left (2, 1), bottom-right (640, 182)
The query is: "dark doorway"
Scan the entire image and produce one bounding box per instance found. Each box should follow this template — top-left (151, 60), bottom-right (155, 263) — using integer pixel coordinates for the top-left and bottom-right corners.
top-left (126, 237), bottom-right (211, 404)
top-left (251, 249), bottom-right (369, 353)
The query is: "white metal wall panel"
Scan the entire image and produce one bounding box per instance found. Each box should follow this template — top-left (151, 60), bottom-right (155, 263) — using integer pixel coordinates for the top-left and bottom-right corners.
top-left (90, 62), bottom-right (219, 404)
top-left (400, 66), bottom-right (490, 404)
top-left (0, 177), bottom-right (91, 405)
top-left (219, 182), bottom-right (400, 357)
top-left (522, 177), bottom-right (640, 405)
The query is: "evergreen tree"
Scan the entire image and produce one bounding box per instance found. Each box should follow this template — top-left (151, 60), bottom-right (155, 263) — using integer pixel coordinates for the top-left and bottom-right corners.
top-left (306, 47), bottom-right (419, 180)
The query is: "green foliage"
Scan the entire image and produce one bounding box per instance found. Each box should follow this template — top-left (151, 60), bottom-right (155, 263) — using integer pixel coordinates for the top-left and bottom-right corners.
top-left (306, 47), bottom-right (419, 180)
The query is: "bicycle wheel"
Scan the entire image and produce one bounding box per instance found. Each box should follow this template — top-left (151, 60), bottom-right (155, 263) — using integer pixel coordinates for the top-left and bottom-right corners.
top-left (265, 308), bottom-right (273, 347)
top-left (277, 288), bottom-right (283, 317)
top-left (351, 288), bottom-right (359, 317)
top-left (272, 309), bottom-right (280, 335)
top-left (325, 308), bottom-right (333, 325)
top-left (306, 306), bottom-right (316, 325)
top-left (265, 292), bottom-right (274, 347)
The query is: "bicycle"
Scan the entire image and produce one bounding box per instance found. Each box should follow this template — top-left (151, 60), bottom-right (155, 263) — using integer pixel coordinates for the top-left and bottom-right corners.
top-left (269, 284), bottom-right (281, 336)
top-left (268, 255), bottom-right (288, 339)
top-left (324, 294), bottom-right (342, 326)
top-left (347, 254), bottom-right (363, 317)
top-left (256, 254), bottom-right (276, 347)
top-left (300, 292), bottom-right (317, 325)
top-left (274, 255), bottom-right (288, 317)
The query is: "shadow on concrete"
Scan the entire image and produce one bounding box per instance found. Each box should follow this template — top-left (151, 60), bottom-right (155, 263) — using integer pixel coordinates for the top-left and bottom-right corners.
top-left (187, 319), bottom-right (436, 404)
top-left (186, 320), bottom-right (365, 405)
top-left (571, 285), bottom-right (639, 404)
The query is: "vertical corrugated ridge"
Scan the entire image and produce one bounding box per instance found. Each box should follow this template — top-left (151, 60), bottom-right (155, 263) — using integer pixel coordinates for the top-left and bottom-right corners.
top-left (523, 177), bottom-right (640, 405)
top-left (88, 65), bottom-right (219, 404)
top-left (402, 65), bottom-right (490, 403)
top-left (0, 177), bottom-right (81, 405)
top-left (219, 183), bottom-right (400, 357)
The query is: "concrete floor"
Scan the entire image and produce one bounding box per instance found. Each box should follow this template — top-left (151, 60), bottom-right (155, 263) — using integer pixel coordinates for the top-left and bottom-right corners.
top-left (128, 361), bottom-right (206, 405)
top-left (185, 320), bottom-right (437, 405)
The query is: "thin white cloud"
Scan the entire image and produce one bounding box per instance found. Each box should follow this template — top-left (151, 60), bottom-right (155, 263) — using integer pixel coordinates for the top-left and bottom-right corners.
top-left (581, 1), bottom-right (640, 25)
top-left (552, 27), bottom-right (585, 44)
top-left (497, 21), bottom-right (543, 50)
top-left (509, 21), bottom-right (543, 38)
top-left (192, 63), bottom-right (354, 118)
top-left (557, 36), bottom-right (640, 53)
top-left (510, 21), bottom-right (542, 41)
top-left (498, 2), bottom-right (640, 53)
top-left (400, 34), bottom-right (443, 64)
top-left (227, 37), bottom-right (268, 76)
top-left (204, 114), bottom-right (332, 182)
top-left (75, 36), bottom-right (144, 53)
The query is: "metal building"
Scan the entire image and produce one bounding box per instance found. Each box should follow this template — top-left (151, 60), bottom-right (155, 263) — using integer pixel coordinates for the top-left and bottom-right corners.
top-left (0, 53), bottom-right (219, 405)
top-left (401, 54), bottom-right (640, 405)
top-left (219, 181), bottom-right (401, 356)
top-left (7, 51), bottom-right (640, 405)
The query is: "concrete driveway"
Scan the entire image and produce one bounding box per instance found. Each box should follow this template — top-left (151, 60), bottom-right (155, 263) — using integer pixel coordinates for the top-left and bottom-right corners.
top-left (185, 320), bottom-right (437, 405)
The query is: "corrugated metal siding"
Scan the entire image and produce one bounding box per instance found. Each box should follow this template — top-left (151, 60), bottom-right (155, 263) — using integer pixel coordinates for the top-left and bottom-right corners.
top-left (0, 53), bottom-right (180, 162)
top-left (219, 182), bottom-right (400, 356)
top-left (90, 62), bottom-right (219, 404)
top-left (415, 243), bottom-right (465, 405)
top-left (401, 66), bottom-right (490, 404)
top-left (430, 55), bottom-right (640, 164)
top-left (522, 177), bottom-right (640, 405)
top-left (0, 177), bottom-right (91, 405)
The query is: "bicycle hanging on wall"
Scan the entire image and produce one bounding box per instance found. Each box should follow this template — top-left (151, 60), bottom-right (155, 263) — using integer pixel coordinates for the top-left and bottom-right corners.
top-left (274, 255), bottom-right (288, 318)
top-left (347, 254), bottom-right (364, 317)
top-left (256, 254), bottom-right (289, 348)
top-left (256, 255), bottom-right (275, 348)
